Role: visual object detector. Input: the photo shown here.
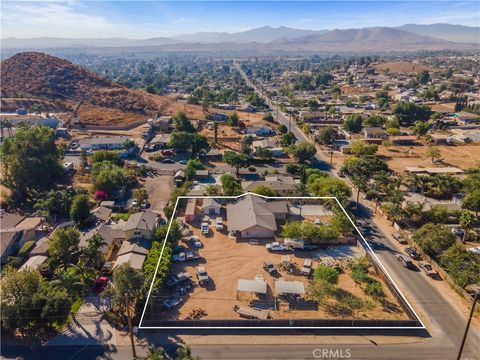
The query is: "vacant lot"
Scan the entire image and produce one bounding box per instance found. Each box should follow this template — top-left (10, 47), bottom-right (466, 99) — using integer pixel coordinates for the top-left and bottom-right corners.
top-left (372, 61), bottom-right (429, 74)
top-left (378, 144), bottom-right (480, 174)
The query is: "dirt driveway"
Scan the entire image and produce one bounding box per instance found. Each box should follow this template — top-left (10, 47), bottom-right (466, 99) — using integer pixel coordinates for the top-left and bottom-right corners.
top-left (142, 175), bottom-right (175, 215)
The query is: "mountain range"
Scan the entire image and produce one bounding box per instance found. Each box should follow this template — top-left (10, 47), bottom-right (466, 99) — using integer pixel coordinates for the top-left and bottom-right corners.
top-left (1, 24), bottom-right (478, 53)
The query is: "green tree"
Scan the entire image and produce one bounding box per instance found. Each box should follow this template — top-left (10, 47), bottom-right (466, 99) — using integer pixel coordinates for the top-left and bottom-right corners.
top-left (459, 211), bottom-right (476, 242)
top-left (277, 124), bottom-right (288, 134)
top-left (251, 185), bottom-right (276, 197)
top-left (263, 112), bottom-right (274, 122)
top-left (70, 194), bottom-right (90, 225)
top-left (34, 190), bottom-right (72, 220)
top-left (109, 263), bottom-right (144, 313)
top-left (412, 223), bottom-right (456, 258)
top-left (349, 141), bottom-right (378, 156)
top-left (439, 244), bottom-right (480, 288)
top-left (426, 146), bottom-right (441, 163)
top-left (143, 346), bottom-right (166, 360)
top-left (255, 147), bottom-right (272, 160)
top-left (343, 113), bottom-right (363, 133)
top-left (173, 111), bottom-right (195, 133)
top-left (50, 268), bottom-right (86, 297)
top-left (220, 174), bottom-right (243, 196)
top-left (393, 101), bottom-right (432, 126)
top-left (48, 227), bottom-right (81, 269)
top-left (363, 115), bottom-right (386, 127)
top-left (315, 126), bottom-right (337, 145)
top-left (176, 345), bottom-right (200, 360)
top-left (417, 70), bottom-right (430, 85)
top-left (412, 121), bottom-right (431, 135)
top-left (308, 177), bottom-right (352, 203)
top-left (376, 89), bottom-right (389, 108)
top-left (0, 124), bottom-right (62, 201)
top-left (91, 150), bottom-right (123, 166)
top-left (169, 132), bottom-right (209, 157)
top-left (240, 135), bottom-right (254, 154)
top-left (92, 161), bottom-right (126, 193)
top-left (280, 132), bottom-right (296, 147)
top-left (462, 190), bottom-right (480, 216)
top-left (227, 111), bottom-right (239, 126)
top-left (288, 142), bottom-right (316, 163)
top-left (133, 188), bottom-right (149, 204)
top-left (85, 233), bottom-right (107, 267)
top-left (223, 151), bottom-right (250, 175)
top-left (331, 210), bottom-right (353, 236)
top-left (314, 265), bottom-right (339, 284)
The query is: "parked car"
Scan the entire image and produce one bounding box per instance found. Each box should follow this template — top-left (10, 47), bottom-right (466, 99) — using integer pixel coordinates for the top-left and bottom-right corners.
top-left (263, 261), bottom-right (278, 275)
top-left (196, 266), bottom-right (209, 284)
top-left (419, 261), bottom-right (437, 277)
top-left (266, 242), bottom-right (288, 252)
top-left (201, 222), bottom-right (209, 235)
top-left (392, 232), bottom-right (408, 244)
top-left (163, 158), bottom-right (175, 164)
top-left (163, 297), bottom-right (183, 310)
top-left (131, 199), bottom-right (139, 208)
top-left (186, 251), bottom-right (201, 261)
top-left (166, 272), bottom-right (192, 287)
top-left (173, 252), bottom-right (186, 262)
top-left (101, 261), bottom-right (114, 275)
top-left (161, 149), bottom-right (175, 156)
top-left (189, 236), bottom-right (203, 248)
top-left (451, 227), bottom-right (465, 236)
top-left (405, 247), bottom-right (421, 260)
top-left (141, 200), bottom-right (149, 209)
top-left (215, 217), bottom-right (224, 231)
top-left (301, 259), bottom-right (313, 276)
top-left (173, 245), bottom-right (186, 254)
top-left (397, 254), bottom-right (414, 268)
top-left (179, 160), bottom-right (188, 165)
top-left (92, 276), bottom-right (109, 294)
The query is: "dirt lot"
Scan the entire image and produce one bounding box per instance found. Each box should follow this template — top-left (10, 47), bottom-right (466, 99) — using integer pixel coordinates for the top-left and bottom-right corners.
top-left (377, 143), bottom-right (480, 174)
top-left (372, 61), bottom-right (430, 74)
top-left (156, 203), bottom-right (408, 322)
top-left (141, 175), bottom-right (175, 214)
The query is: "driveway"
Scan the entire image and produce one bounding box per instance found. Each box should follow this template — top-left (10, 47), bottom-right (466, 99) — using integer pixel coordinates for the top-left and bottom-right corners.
top-left (142, 175), bottom-right (175, 215)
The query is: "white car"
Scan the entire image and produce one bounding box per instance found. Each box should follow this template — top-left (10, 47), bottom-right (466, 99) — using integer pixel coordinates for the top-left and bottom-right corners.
top-left (131, 199), bottom-right (139, 208)
top-left (201, 222), bottom-right (209, 235)
top-left (266, 242), bottom-right (288, 252)
top-left (215, 217), bottom-right (224, 231)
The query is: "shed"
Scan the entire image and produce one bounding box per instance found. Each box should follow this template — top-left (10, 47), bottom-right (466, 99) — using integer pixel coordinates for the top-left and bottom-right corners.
top-left (275, 280), bottom-right (305, 295)
top-left (202, 198), bottom-right (221, 215)
top-left (237, 279), bottom-right (267, 295)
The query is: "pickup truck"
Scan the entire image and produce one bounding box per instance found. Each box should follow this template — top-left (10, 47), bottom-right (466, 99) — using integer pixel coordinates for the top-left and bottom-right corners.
top-left (301, 259), bottom-right (313, 276)
top-left (166, 272), bottom-right (192, 287)
top-left (201, 222), bottom-right (210, 235)
top-left (196, 266), bottom-right (209, 285)
top-left (397, 254), bottom-right (414, 269)
top-left (419, 261), bottom-right (437, 277)
top-left (266, 242), bottom-right (289, 252)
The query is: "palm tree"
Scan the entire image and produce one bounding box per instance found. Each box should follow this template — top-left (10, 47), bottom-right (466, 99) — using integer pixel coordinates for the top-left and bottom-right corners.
top-left (459, 211), bottom-right (476, 243)
top-left (142, 346), bottom-right (165, 360)
top-left (85, 233), bottom-right (108, 268)
top-left (51, 269), bottom-right (86, 297)
top-left (176, 346), bottom-right (199, 360)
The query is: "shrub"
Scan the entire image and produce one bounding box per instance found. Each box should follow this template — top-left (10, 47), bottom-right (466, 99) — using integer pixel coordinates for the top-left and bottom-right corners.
top-left (364, 280), bottom-right (384, 298)
top-left (313, 265), bottom-right (339, 284)
top-left (18, 240), bottom-right (35, 257)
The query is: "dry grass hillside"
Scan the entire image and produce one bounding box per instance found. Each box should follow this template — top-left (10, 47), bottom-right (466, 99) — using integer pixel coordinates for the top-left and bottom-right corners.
top-left (0, 52), bottom-right (212, 126)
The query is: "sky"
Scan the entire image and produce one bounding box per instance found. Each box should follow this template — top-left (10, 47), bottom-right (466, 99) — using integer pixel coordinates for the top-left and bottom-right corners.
top-left (1, 1), bottom-right (479, 39)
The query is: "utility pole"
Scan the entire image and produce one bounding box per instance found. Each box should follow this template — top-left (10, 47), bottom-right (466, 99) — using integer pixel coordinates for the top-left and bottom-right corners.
top-left (456, 291), bottom-right (479, 360)
top-left (276, 96), bottom-right (279, 123)
top-left (125, 295), bottom-right (137, 359)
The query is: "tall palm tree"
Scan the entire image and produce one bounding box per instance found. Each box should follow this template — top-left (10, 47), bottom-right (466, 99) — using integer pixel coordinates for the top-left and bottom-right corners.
top-left (51, 269), bottom-right (86, 297)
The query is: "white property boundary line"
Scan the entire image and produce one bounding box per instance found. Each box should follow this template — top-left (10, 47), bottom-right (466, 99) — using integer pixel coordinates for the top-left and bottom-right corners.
top-left (138, 193), bottom-right (426, 330)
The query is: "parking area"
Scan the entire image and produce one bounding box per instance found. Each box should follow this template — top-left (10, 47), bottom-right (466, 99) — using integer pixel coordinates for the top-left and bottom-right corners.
top-left (153, 197), bottom-right (409, 322)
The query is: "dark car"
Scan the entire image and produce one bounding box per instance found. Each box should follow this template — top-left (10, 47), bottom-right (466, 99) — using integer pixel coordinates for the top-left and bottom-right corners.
top-left (92, 276), bottom-right (108, 294)
top-left (405, 247), bottom-right (421, 260)
top-left (263, 261), bottom-right (278, 275)
top-left (163, 158), bottom-right (175, 164)
top-left (397, 255), bottom-right (414, 269)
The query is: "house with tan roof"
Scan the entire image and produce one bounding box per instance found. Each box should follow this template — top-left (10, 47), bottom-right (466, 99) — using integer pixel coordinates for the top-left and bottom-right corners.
top-left (226, 194), bottom-right (288, 238)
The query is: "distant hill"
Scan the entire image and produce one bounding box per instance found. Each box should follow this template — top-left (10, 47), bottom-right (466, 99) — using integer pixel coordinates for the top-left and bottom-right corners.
top-left (396, 23), bottom-right (480, 44)
top-left (173, 26), bottom-right (327, 43)
top-left (279, 27), bottom-right (477, 52)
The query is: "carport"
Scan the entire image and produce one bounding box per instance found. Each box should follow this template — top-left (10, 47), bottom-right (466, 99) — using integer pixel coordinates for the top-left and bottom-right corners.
top-left (236, 279), bottom-right (267, 300)
top-left (275, 280), bottom-right (305, 296)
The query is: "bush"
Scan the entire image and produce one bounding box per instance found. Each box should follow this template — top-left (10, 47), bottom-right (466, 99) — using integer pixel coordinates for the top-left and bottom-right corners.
top-left (18, 241), bottom-right (35, 257)
top-left (350, 259), bottom-right (371, 284)
top-left (364, 280), bottom-right (384, 298)
top-left (314, 265), bottom-right (339, 284)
